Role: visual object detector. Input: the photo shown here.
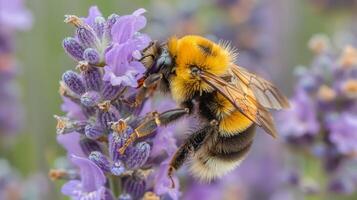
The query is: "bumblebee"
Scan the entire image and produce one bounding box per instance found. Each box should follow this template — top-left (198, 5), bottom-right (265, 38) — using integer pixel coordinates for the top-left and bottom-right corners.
top-left (120, 35), bottom-right (289, 184)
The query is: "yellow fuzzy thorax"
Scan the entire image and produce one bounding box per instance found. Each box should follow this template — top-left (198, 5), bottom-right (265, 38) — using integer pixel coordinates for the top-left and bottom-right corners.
top-left (168, 35), bottom-right (233, 102)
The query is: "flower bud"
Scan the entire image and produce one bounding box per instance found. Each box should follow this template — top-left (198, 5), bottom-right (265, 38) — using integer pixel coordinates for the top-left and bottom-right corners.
top-left (125, 142), bottom-right (150, 170)
top-left (83, 48), bottom-right (100, 65)
top-left (97, 102), bottom-right (120, 130)
top-left (62, 37), bottom-right (84, 61)
top-left (118, 193), bottom-right (132, 200)
top-left (62, 71), bottom-right (86, 95)
top-left (108, 132), bottom-right (128, 162)
top-left (81, 66), bottom-right (102, 91)
top-left (81, 91), bottom-right (101, 107)
top-left (84, 123), bottom-right (104, 139)
top-left (94, 16), bottom-right (106, 39)
top-left (123, 176), bottom-right (146, 200)
top-left (111, 160), bottom-right (125, 176)
top-left (102, 81), bottom-right (122, 100)
top-left (89, 151), bottom-right (111, 173)
top-left (104, 14), bottom-right (120, 40)
top-left (79, 138), bottom-right (102, 156)
top-left (76, 26), bottom-right (99, 48)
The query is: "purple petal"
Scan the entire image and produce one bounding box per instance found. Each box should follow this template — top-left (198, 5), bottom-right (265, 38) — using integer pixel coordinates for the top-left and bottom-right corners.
top-left (152, 162), bottom-right (180, 200)
top-left (57, 132), bottom-right (85, 157)
top-left (70, 155), bottom-right (106, 192)
top-left (328, 113), bottom-right (357, 154)
top-left (61, 97), bottom-right (86, 120)
top-left (83, 6), bottom-right (103, 27)
top-left (111, 9), bottom-right (147, 44)
top-left (0, 0), bottom-right (33, 30)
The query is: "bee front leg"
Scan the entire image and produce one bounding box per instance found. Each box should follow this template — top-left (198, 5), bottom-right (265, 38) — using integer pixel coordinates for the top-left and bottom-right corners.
top-left (168, 125), bottom-right (215, 187)
top-left (135, 73), bottom-right (163, 107)
top-left (118, 108), bottom-right (190, 154)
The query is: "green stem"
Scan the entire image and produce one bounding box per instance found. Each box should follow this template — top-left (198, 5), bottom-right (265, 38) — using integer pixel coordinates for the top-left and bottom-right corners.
top-left (109, 175), bottom-right (121, 197)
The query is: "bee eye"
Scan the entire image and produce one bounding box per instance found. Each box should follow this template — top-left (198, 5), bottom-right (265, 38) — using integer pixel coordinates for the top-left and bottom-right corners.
top-left (191, 66), bottom-right (201, 76)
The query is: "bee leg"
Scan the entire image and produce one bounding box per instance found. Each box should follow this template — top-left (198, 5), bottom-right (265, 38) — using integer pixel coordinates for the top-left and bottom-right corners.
top-left (135, 73), bottom-right (163, 107)
top-left (118, 108), bottom-right (190, 154)
top-left (168, 125), bottom-right (214, 187)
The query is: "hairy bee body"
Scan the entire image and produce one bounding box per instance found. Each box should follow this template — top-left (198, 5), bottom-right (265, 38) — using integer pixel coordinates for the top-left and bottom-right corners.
top-left (139, 35), bottom-right (289, 182)
top-left (190, 91), bottom-right (256, 181)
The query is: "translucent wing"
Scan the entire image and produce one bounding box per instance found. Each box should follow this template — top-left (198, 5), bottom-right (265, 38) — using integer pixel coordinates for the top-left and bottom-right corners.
top-left (231, 65), bottom-right (290, 110)
top-left (200, 71), bottom-right (278, 138)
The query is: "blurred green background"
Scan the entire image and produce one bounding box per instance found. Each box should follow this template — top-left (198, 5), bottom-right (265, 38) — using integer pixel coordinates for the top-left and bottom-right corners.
top-left (2, 0), bottom-right (356, 199)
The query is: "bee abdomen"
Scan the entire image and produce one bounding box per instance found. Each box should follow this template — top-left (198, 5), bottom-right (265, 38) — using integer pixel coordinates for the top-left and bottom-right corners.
top-left (189, 126), bottom-right (255, 182)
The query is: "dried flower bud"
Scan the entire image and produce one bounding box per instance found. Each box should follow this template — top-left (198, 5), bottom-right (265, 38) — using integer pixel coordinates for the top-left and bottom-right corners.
top-left (118, 193), bottom-right (132, 200)
top-left (84, 123), bottom-right (104, 139)
top-left (89, 151), bottom-right (111, 173)
top-left (62, 70), bottom-right (86, 95)
top-left (81, 91), bottom-right (101, 107)
top-left (341, 79), bottom-right (357, 98)
top-left (62, 37), bottom-right (85, 61)
top-left (102, 81), bottom-right (122, 100)
top-left (111, 160), bottom-right (125, 176)
top-left (54, 115), bottom-right (86, 135)
top-left (79, 138), bottom-right (102, 156)
top-left (125, 142), bottom-right (151, 169)
top-left (308, 34), bottom-right (330, 55)
top-left (76, 26), bottom-right (99, 48)
top-left (339, 45), bottom-right (357, 68)
top-left (83, 48), bottom-right (100, 65)
top-left (317, 85), bottom-right (336, 102)
top-left (123, 175), bottom-right (146, 200)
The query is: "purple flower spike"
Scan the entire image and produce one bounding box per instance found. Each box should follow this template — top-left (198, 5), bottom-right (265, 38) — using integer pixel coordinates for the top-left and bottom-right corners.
top-left (125, 142), bottom-right (150, 169)
top-left (123, 175), bottom-right (146, 200)
top-left (62, 37), bottom-right (84, 61)
top-left (62, 70), bottom-right (86, 96)
top-left (89, 151), bottom-right (111, 173)
top-left (81, 91), bottom-right (101, 107)
top-left (85, 123), bottom-right (104, 139)
top-left (81, 66), bottom-right (102, 91)
top-left (61, 155), bottom-right (106, 199)
top-left (83, 48), bottom-right (101, 65)
top-left (79, 138), bottom-right (102, 156)
top-left (76, 26), bottom-right (99, 49)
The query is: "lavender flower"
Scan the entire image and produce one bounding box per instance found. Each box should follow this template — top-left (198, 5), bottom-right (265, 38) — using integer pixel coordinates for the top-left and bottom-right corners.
top-left (53, 6), bottom-right (182, 200)
top-left (277, 34), bottom-right (357, 195)
top-left (0, 0), bottom-right (32, 136)
top-left (61, 155), bottom-right (110, 200)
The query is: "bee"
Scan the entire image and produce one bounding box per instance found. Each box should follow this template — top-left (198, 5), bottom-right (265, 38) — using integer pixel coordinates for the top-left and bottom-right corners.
top-left (120, 35), bottom-right (289, 184)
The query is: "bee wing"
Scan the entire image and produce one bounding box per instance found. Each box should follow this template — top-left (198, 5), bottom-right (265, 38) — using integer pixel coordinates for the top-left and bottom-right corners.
top-left (200, 71), bottom-right (278, 138)
top-left (231, 65), bottom-right (290, 110)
